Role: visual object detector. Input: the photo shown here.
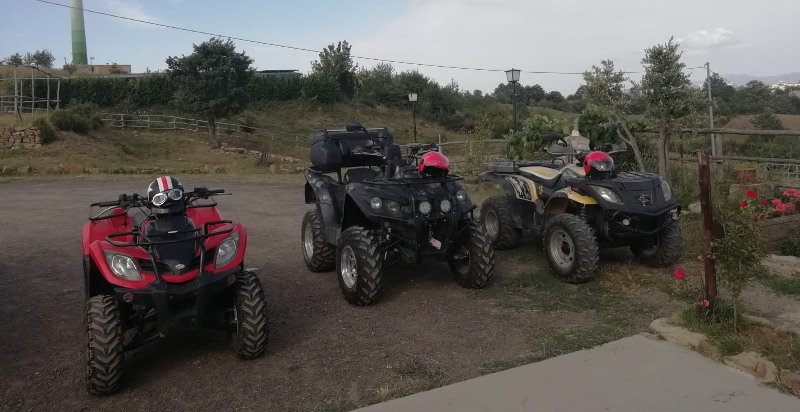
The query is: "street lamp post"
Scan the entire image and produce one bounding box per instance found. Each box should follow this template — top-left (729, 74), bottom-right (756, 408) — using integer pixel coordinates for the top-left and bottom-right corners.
top-left (408, 92), bottom-right (418, 143)
top-left (505, 69), bottom-right (521, 134)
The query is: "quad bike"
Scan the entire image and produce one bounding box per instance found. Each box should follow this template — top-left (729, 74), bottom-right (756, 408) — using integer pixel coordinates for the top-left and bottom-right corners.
top-left (301, 122), bottom-right (495, 306)
top-left (82, 177), bottom-right (268, 395)
top-left (479, 125), bottom-right (682, 283)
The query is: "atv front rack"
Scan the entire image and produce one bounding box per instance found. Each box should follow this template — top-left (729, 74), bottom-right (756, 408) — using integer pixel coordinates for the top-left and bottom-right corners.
top-left (105, 220), bottom-right (234, 247)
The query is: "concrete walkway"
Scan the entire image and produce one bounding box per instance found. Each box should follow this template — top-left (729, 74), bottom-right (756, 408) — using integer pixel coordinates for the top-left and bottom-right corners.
top-left (356, 333), bottom-right (800, 412)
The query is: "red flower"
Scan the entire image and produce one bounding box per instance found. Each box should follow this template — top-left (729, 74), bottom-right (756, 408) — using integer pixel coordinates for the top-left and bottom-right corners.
top-left (746, 190), bottom-right (758, 199)
top-left (795, 193), bottom-right (800, 198)
top-left (674, 268), bottom-right (685, 279)
top-left (700, 300), bottom-right (710, 308)
top-left (784, 189), bottom-right (797, 196)
top-left (759, 200), bottom-right (769, 205)
top-left (740, 201), bottom-right (749, 208)
top-left (776, 204), bottom-right (787, 212)
top-left (772, 199), bottom-right (783, 205)
top-left (786, 204), bottom-right (797, 211)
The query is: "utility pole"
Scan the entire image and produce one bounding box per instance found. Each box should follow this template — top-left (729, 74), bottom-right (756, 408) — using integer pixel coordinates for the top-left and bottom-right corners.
top-left (705, 62), bottom-right (716, 156)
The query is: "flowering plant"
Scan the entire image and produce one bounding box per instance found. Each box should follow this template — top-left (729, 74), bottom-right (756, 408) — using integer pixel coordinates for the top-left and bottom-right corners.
top-left (672, 267), bottom-right (710, 309)
top-left (739, 188), bottom-right (800, 220)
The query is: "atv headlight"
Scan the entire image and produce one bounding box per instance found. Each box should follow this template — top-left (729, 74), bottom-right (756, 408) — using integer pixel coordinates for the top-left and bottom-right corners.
top-left (440, 199), bottom-right (452, 213)
top-left (590, 186), bottom-right (622, 204)
top-left (419, 201), bottom-right (432, 215)
top-left (456, 189), bottom-right (468, 202)
top-left (215, 232), bottom-right (240, 269)
top-left (370, 197), bottom-right (383, 210)
top-left (386, 200), bottom-right (400, 215)
top-left (104, 252), bottom-right (142, 281)
top-left (660, 179), bottom-right (673, 200)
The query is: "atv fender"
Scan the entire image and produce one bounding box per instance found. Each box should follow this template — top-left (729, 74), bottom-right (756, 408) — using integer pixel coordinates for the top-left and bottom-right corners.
top-left (479, 171), bottom-right (517, 196)
top-left (545, 188), bottom-right (598, 215)
top-left (479, 171), bottom-right (526, 228)
top-left (342, 194), bottom-right (371, 231)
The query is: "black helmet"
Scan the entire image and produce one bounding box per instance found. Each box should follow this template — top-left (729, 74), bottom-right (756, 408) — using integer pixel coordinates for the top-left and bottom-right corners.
top-left (147, 176), bottom-right (185, 214)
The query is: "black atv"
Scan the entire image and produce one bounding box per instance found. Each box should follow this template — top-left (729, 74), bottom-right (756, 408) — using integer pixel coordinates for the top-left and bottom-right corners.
top-left (479, 125), bottom-right (682, 283)
top-left (301, 122), bottom-right (495, 305)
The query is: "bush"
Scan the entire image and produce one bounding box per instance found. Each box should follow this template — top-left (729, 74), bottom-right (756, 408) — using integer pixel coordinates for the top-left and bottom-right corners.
top-left (32, 117), bottom-right (57, 144)
top-left (49, 103), bottom-right (102, 134)
top-left (782, 236), bottom-right (800, 257)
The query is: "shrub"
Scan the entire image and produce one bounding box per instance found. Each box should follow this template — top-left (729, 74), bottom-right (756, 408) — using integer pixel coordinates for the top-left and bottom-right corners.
top-left (782, 236), bottom-right (800, 257)
top-left (49, 103), bottom-right (102, 134)
top-left (32, 117), bottom-right (57, 144)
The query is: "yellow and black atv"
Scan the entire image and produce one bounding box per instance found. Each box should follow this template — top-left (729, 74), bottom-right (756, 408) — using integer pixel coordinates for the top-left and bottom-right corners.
top-left (479, 126), bottom-right (682, 283)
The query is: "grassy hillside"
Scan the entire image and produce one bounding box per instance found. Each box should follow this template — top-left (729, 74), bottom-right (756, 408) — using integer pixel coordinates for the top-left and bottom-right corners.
top-left (0, 101), bottom-right (483, 179)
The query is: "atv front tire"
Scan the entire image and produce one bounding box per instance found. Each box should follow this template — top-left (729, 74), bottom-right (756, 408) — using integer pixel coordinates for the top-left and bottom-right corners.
top-left (301, 208), bottom-right (335, 272)
top-left (544, 214), bottom-right (599, 283)
top-left (449, 221), bottom-right (496, 288)
top-left (232, 271), bottom-right (269, 359)
top-left (631, 221), bottom-right (683, 267)
top-left (481, 195), bottom-right (522, 250)
top-left (337, 226), bottom-right (383, 306)
top-left (86, 295), bottom-right (124, 396)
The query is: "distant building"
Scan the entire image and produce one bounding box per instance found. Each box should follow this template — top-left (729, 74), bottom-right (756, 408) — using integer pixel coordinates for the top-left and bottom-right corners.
top-left (255, 69), bottom-right (301, 78)
top-left (770, 81), bottom-right (800, 91)
top-left (75, 64), bottom-right (132, 75)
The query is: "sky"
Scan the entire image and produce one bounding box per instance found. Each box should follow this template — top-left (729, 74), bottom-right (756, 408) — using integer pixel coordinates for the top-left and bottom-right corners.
top-left (2, 0), bottom-right (799, 95)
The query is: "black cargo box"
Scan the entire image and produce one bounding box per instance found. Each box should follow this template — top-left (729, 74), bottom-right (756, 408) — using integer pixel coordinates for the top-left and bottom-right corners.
top-left (310, 127), bottom-right (394, 171)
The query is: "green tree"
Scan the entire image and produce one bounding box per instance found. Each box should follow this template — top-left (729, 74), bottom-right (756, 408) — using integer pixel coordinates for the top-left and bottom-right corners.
top-left (507, 114), bottom-right (569, 160)
top-left (582, 59), bottom-right (646, 171)
top-left (639, 37), bottom-right (703, 181)
top-left (3, 53), bottom-right (23, 65)
top-left (166, 37), bottom-right (254, 148)
top-left (311, 40), bottom-right (358, 99)
top-left (751, 108), bottom-right (784, 131)
top-left (702, 73), bottom-right (736, 117)
top-left (30, 49), bottom-right (55, 68)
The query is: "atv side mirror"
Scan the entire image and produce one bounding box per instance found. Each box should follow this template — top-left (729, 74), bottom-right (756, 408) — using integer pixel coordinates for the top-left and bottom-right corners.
top-left (604, 143), bottom-right (628, 154)
top-left (345, 122), bottom-right (365, 132)
top-left (542, 132), bottom-right (563, 143)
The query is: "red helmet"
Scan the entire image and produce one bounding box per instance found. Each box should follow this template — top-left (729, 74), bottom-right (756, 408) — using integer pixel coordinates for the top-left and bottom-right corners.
top-left (418, 151), bottom-right (450, 178)
top-left (583, 151), bottom-right (614, 175)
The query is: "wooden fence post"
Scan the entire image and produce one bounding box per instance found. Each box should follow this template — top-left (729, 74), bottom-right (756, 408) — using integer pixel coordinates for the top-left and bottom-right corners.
top-left (698, 150), bottom-right (718, 304)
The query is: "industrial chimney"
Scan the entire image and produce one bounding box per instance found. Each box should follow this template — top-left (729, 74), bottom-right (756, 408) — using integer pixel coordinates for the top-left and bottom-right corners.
top-left (71, 0), bottom-right (88, 65)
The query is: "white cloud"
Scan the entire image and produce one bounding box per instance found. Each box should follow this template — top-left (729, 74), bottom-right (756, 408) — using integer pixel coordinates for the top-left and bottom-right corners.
top-left (681, 28), bottom-right (742, 50)
top-left (100, 0), bottom-right (165, 28)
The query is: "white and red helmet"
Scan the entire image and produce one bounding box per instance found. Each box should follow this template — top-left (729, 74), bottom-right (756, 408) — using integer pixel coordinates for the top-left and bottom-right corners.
top-left (418, 152), bottom-right (450, 178)
top-left (147, 176), bottom-right (185, 214)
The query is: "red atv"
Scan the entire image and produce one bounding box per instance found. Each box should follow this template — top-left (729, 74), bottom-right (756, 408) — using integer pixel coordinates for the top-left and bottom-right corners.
top-left (82, 176), bottom-right (268, 395)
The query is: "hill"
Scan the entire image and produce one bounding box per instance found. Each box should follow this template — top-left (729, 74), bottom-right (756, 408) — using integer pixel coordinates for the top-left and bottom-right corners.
top-left (0, 101), bottom-right (484, 178)
top-left (721, 72), bottom-right (800, 86)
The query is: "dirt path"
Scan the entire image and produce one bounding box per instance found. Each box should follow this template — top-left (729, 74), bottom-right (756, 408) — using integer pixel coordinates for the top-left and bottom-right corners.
top-left (0, 178), bottom-right (670, 411)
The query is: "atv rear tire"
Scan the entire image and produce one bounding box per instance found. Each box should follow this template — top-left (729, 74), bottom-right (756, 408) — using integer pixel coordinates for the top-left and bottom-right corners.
top-left (301, 208), bottom-right (335, 272)
top-left (481, 195), bottom-right (522, 250)
top-left (86, 295), bottom-right (124, 396)
top-left (631, 221), bottom-right (683, 267)
top-left (449, 221), bottom-right (496, 288)
top-left (232, 271), bottom-right (268, 359)
top-left (544, 214), bottom-right (599, 283)
top-left (337, 226), bottom-right (383, 306)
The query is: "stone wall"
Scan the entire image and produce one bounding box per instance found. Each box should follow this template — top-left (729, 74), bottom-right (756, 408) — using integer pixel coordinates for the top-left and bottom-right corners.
top-left (0, 126), bottom-right (41, 149)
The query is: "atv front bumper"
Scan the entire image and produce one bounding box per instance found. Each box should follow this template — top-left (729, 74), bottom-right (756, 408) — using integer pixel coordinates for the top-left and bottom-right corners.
top-left (114, 266), bottom-right (241, 336)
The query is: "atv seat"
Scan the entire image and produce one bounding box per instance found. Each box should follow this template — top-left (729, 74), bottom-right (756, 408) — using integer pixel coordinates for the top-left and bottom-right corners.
top-left (519, 166), bottom-right (563, 188)
top-left (384, 144), bottom-right (410, 178)
top-left (344, 168), bottom-right (380, 184)
top-left (142, 215), bottom-right (199, 271)
top-left (563, 164), bottom-right (586, 177)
